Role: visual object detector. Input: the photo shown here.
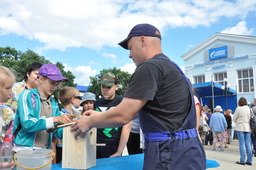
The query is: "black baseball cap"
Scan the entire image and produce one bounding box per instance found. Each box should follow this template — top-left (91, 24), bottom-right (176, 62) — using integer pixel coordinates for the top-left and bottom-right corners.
top-left (118, 23), bottom-right (161, 49)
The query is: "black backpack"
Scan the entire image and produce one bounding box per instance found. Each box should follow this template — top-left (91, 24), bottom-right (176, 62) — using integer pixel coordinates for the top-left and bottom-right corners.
top-left (250, 109), bottom-right (256, 136)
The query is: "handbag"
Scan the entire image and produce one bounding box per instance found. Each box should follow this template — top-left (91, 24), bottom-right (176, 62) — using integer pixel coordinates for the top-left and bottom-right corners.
top-left (224, 130), bottom-right (228, 138)
top-left (207, 131), bottom-right (213, 141)
top-left (203, 124), bottom-right (209, 132)
top-left (250, 109), bottom-right (256, 135)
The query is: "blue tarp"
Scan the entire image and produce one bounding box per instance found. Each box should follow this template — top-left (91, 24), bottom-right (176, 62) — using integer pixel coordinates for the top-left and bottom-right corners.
top-left (52, 153), bottom-right (220, 169)
top-left (193, 82), bottom-right (237, 112)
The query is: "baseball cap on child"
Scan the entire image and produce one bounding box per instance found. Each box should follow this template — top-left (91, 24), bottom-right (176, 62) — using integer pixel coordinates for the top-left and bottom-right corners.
top-left (118, 23), bottom-right (161, 49)
top-left (39, 64), bottom-right (68, 81)
top-left (81, 92), bottom-right (96, 106)
top-left (214, 105), bottom-right (223, 112)
top-left (99, 72), bottom-right (117, 87)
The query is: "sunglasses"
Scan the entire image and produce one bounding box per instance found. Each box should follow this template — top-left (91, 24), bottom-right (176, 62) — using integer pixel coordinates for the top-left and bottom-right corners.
top-left (74, 96), bottom-right (82, 100)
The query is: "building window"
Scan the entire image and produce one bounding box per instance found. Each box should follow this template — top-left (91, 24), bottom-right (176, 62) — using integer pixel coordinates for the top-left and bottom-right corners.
top-left (237, 68), bottom-right (254, 93)
top-left (214, 72), bottom-right (227, 85)
top-left (194, 75), bottom-right (205, 83)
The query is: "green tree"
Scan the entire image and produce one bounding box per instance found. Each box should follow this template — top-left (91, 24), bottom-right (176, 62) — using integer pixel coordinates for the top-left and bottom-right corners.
top-left (0, 46), bottom-right (76, 101)
top-left (53, 62), bottom-right (76, 102)
top-left (0, 47), bottom-right (49, 81)
top-left (0, 46), bottom-right (20, 61)
top-left (88, 67), bottom-right (131, 98)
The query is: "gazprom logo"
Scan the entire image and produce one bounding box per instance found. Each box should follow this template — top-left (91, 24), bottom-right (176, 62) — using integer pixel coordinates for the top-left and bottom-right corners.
top-left (209, 46), bottom-right (228, 60)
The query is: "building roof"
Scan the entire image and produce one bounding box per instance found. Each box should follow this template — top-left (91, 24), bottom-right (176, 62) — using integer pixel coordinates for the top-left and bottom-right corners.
top-left (181, 33), bottom-right (256, 61)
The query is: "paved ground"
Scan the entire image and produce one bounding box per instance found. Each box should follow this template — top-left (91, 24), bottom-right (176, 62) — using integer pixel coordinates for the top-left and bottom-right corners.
top-left (204, 139), bottom-right (255, 170)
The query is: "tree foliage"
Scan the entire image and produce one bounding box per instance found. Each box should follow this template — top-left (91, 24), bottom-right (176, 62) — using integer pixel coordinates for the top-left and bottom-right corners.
top-left (88, 67), bottom-right (132, 98)
top-left (0, 46), bottom-right (20, 61)
top-left (53, 62), bottom-right (76, 102)
top-left (0, 46), bottom-right (76, 101)
top-left (0, 47), bottom-right (49, 81)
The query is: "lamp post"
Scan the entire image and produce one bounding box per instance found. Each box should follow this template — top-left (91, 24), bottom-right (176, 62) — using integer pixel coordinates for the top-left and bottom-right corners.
top-left (222, 78), bottom-right (230, 110)
top-left (211, 75), bottom-right (215, 112)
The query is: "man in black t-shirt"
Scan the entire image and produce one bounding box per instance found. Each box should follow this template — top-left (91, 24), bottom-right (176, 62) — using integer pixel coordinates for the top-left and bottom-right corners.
top-left (94, 72), bottom-right (131, 158)
top-left (72, 24), bottom-right (206, 170)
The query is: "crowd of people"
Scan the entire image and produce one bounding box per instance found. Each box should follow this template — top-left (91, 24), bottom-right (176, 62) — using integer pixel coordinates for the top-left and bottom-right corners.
top-left (197, 98), bottom-right (256, 166)
top-left (0, 23), bottom-right (255, 169)
top-left (0, 62), bottom-right (142, 161)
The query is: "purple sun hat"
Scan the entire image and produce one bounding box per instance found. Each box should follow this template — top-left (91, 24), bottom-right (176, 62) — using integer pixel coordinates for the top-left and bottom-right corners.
top-left (39, 63), bottom-right (69, 81)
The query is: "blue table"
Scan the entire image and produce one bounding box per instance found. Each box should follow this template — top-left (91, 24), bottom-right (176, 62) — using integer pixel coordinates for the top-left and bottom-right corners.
top-left (53, 154), bottom-right (220, 169)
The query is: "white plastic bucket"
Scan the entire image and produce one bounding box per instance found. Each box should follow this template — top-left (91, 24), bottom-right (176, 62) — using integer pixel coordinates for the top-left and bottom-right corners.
top-left (15, 149), bottom-right (54, 170)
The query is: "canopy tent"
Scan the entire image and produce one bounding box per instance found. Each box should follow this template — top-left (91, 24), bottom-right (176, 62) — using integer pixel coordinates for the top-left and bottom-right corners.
top-left (193, 82), bottom-right (237, 112)
top-left (76, 85), bottom-right (91, 92)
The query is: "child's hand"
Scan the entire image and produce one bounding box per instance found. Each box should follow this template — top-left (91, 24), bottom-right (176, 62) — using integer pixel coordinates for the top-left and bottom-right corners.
top-left (54, 113), bottom-right (75, 124)
top-left (82, 110), bottom-right (97, 116)
top-left (109, 152), bottom-right (122, 157)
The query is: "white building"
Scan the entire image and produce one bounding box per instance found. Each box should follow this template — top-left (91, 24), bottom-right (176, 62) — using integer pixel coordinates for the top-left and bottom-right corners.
top-left (181, 33), bottom-right (256, 105)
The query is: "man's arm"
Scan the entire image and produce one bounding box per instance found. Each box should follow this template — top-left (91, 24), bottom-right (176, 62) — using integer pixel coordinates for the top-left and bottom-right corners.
top-left (195, 104), bottom-right (200, 130)
top-left (193, 96), bottom-right (201, 130)
top-left (110, 122), bottom-right (131, 157)
top-left (71, 97), bottom-right (147, 138)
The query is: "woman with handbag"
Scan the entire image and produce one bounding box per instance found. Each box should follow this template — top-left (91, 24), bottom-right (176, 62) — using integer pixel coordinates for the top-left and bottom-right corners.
top-left (198, 109), bottom-right (208, 144)
top-left (224, 109), bottom-right (232, 148)
top-left (233, 97), bottom-right (252, 166)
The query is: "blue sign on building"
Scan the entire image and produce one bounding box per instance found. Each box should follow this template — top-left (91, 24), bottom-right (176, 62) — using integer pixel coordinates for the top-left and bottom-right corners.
top-left (209, 46), bottom-right (228, 60)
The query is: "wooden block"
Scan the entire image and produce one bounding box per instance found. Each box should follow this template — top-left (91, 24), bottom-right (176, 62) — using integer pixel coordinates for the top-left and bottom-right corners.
top-left (62, 127), bottom-right (96, 169)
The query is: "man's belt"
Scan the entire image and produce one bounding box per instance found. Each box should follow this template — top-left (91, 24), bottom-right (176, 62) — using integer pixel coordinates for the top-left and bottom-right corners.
top-left (144, 128), bottom-right (198, 141)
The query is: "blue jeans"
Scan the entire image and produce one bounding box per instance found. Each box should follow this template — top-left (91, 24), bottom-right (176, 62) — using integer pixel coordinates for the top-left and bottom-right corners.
top-left (236, 131), bottom-right (253, 163)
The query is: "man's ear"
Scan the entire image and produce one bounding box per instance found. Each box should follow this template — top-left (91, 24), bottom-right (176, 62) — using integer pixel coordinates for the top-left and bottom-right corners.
top-left (70, 96), bottom-right (75, 104)
top-left (115, 84), bottom-right (119, 91)
top-left (140, 36), bottom-right (146, 48)
top-left (38, 76), bottom-right (43, 84)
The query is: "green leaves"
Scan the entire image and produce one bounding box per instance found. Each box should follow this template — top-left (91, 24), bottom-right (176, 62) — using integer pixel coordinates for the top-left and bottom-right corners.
top-left (0, 46), bottom-right (76, 103)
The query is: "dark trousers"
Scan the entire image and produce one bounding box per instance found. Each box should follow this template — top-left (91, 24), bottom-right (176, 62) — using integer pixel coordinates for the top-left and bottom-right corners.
top-left (97, 144), bottom-right (118, 158)
top-left (252, 133), bottom-right (256, 156)
top-left (127, 132), bottom-right (143, 155)
top-left (56, 146), bottom-right (62, 163)
top-left (205, 131), bottom-right (213, 145)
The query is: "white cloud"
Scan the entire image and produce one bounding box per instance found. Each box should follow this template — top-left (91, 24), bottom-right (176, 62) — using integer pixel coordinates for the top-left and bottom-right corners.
top-left (221, 21), bottom-right (254, 35)
top-left (0, 0), bottom-right (255, 51)
top-left (101, 52), bottom-right (119, 65)
top-left (102, 53), bottom-right (117, 59)
top-left (120, 63), bottom-right (136, 74)
top-left (63, 63), bottom-right (97, 85)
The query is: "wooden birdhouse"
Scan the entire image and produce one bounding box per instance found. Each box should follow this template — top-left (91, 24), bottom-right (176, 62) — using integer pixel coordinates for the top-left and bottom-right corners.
top-left (62, 127), bottom-right (97, 169)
